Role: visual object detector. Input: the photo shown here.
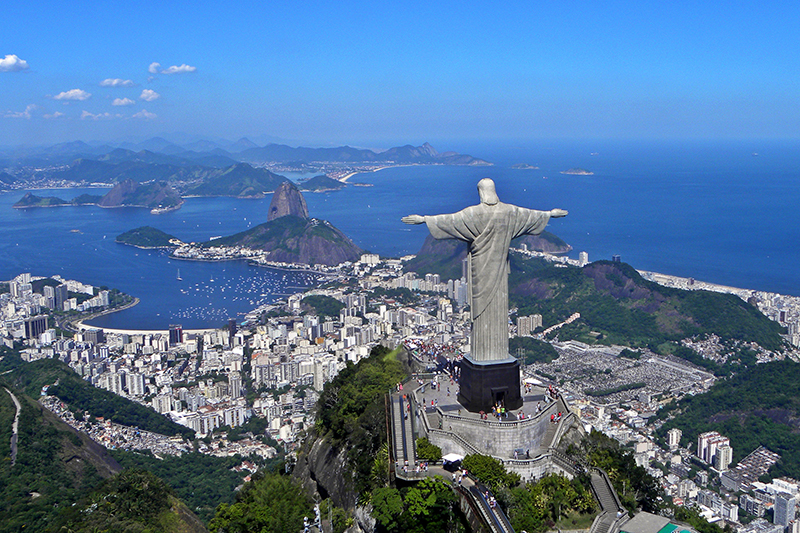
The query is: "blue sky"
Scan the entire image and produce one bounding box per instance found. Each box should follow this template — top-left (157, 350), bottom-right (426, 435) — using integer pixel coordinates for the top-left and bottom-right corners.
top-left (3, 1), bottom-right (799, 148)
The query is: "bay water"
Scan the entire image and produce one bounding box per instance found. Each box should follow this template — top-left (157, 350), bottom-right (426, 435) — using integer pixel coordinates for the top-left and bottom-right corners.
top-left (1, 139), bottom-right (798, 329)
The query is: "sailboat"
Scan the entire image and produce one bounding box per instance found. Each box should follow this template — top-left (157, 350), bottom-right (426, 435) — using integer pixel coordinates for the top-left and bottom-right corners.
top-left (177, 268), bottom-right (183, 281)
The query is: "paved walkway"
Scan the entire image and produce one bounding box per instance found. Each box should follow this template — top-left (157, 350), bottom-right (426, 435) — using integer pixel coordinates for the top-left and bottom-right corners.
top-left (4, 387), bottom-right (21, 466)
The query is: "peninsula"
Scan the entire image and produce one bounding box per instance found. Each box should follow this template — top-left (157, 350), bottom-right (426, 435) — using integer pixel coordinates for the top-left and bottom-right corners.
top-left (171, 181), bottom-right (362, 266)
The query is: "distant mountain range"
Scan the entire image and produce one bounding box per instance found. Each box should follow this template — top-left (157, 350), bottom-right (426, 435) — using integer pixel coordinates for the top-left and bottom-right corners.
top-left (2, 139), bottom-right (488, 210)
top-left (236, 141), bottom-right (489, 166)
top-left (0, 138), bottom-right (489, 172)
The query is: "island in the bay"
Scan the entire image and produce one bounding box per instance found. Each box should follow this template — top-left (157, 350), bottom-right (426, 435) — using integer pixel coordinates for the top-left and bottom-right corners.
top-left (115, 226), bottom-right (183, 249)
top-left (511, 163), bottom-right (540, 169)
top-left (560, 167), bottom-right (594, 175)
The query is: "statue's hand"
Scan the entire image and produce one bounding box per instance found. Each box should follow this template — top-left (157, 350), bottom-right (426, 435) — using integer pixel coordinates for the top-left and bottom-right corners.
top-left (550, 209), bottom-right (568, 218)
top-left (402, 215), bottom-right (425, 225)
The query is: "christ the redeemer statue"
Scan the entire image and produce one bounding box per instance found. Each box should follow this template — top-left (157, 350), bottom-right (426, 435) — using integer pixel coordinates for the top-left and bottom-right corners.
top-left (402, 178), bottom-right (567, 411)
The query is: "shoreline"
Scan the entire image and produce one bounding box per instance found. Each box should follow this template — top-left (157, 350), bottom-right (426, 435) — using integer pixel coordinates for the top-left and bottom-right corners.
top-left (65, 296), bottom-right (140, 332)
top-left (338, 164), bottom-right (417, 183)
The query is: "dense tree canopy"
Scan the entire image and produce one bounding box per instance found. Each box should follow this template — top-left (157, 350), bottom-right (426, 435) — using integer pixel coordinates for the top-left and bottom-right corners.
top-left (461, 454), bottom-right (520, 492)
top-left (579, 431), bottom-right (662, 514)
top-left (316, 345), bottom-right (407, 493)
top-left (210, 471), bottom-right (313, 533)
top-left (508, 474), bottom-right (596, 533)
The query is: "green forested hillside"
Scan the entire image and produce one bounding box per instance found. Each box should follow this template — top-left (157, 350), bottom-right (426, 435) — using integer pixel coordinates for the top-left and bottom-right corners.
top-left (656, 359), bottom-right (800, 478)
top-left (184, 163), bottom-right (288, 197)
top-left (205, 214), bottom-right (362, 265)
top-left (508, 256), bottom-right (785, 355)
top-left (302, 294), bottom-right (345, 319)
top-left (0, 381), bottom-right (121, 532)
top-left (111, 449), bottom-right (266, 524)
top-left (55, 469), bottom-right (208, 533)
top-left (0, 349), bottom-right (194, 439)
top-left (210, 471), bottom-right (312, 533)
top-left (12, 192), bottom-right (69, 208)
top-left (315, 345), bottom-right (408, 494)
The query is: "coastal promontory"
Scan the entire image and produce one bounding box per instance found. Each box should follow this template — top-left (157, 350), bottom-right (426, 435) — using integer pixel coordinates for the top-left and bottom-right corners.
top-left (12, 192), bottom-right (103, 209)
top-left (198, 181), bottom-right (361, 265)
top-left (404, 230), bottom-right (572, 280)
top-left (297, 175), bottom-right (346, 192)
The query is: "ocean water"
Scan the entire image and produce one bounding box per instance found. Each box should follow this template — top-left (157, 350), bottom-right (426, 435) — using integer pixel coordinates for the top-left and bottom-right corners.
top-left (1, 139), bottom-right (798, 329)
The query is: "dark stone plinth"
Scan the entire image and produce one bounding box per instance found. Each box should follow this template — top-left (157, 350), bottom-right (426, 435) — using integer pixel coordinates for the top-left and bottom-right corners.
top-left (457, 356), bottom-right (522, 413)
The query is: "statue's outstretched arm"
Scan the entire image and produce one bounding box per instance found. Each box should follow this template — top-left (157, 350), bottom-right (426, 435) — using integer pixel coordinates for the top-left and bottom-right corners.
top-left (402, 215), bottom-right (425, 224)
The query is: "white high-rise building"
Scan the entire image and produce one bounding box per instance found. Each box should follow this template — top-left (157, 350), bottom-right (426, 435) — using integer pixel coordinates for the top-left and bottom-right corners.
top-left (228, 373), bottom-right (242, 398)
top-left (698, 431), bottom-right (730, 464)
top-left (714, 444), bottom-right (733, 472)
top-left (128, 372), bottom-right (146, 397)
top-left (579, 251), bottom-right (589, 266)
top-left (668, 428), bottom-right (682, 449)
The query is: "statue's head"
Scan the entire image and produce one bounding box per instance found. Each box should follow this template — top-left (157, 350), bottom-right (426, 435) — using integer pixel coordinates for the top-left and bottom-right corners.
top-left (477, 178), bottom-right (500, 205)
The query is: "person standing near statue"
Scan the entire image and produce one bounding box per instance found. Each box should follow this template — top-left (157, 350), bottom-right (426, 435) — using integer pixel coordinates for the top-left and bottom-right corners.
top-left (402, 178), bottom-right (567, 363)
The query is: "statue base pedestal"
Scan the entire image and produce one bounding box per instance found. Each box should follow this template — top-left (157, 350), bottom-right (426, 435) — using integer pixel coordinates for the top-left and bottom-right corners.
top-left (457, 356), bottom-right (522, 413)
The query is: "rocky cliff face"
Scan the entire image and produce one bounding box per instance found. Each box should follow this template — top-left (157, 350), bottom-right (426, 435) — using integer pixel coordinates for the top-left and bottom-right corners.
top-left (293, 432), bottom-right (358, 510)
top-left (268, 181), bottom-right (309, 221)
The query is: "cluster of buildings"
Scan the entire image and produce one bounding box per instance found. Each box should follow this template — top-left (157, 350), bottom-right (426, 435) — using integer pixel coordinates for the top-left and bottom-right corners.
top-left (563, 350), bottom-right (800, 533)
top-left (3, 255), bottom-right (474, 454)
top-left (1, 273), bottom-right (113, 344)
top-left (5, 243), bottom-right (800, 529)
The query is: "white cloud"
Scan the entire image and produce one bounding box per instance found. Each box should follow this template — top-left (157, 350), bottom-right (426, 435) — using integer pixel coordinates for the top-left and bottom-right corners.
top-left (112, 97), bottom-right (135, 106)
top-left (140, 89), bottom-right (160, 102)
top-left (5, 104), bottom-right (37, 118)
top-left (148, 62), bottom-right (161, 74)
top-left (161, 63), bottom-right (196, 74)
top-left (133, 109), bottom-right (157, 119)
top-left (81, 110), bottom-right (114, 120)
top-left (44, 111), bottom-right (65, 119)
top-left (100, 78), bottom-right (135, 87)
top-left (54, 89), bottom-right (91, 101)
top-left (0, 54), bottom-right (29, 72)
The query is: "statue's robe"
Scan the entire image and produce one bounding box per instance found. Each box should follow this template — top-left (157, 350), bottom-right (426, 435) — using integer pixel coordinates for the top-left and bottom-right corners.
top-left (424, 202), bottom-right (550, 362)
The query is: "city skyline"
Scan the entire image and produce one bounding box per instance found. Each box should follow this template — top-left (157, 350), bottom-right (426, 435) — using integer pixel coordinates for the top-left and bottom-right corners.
top-left (4, 2), bottom-right (800, 148)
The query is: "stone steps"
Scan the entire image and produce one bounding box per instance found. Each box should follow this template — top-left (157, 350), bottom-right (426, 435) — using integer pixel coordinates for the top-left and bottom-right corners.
top-left (591, 471), bottom-right (621, 511)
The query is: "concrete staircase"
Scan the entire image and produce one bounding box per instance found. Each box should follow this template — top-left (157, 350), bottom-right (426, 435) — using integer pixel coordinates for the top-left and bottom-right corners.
top-left (589, 469), bottom-right (627, 533)
top-left (391, 393), bottom-right (416, 471)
